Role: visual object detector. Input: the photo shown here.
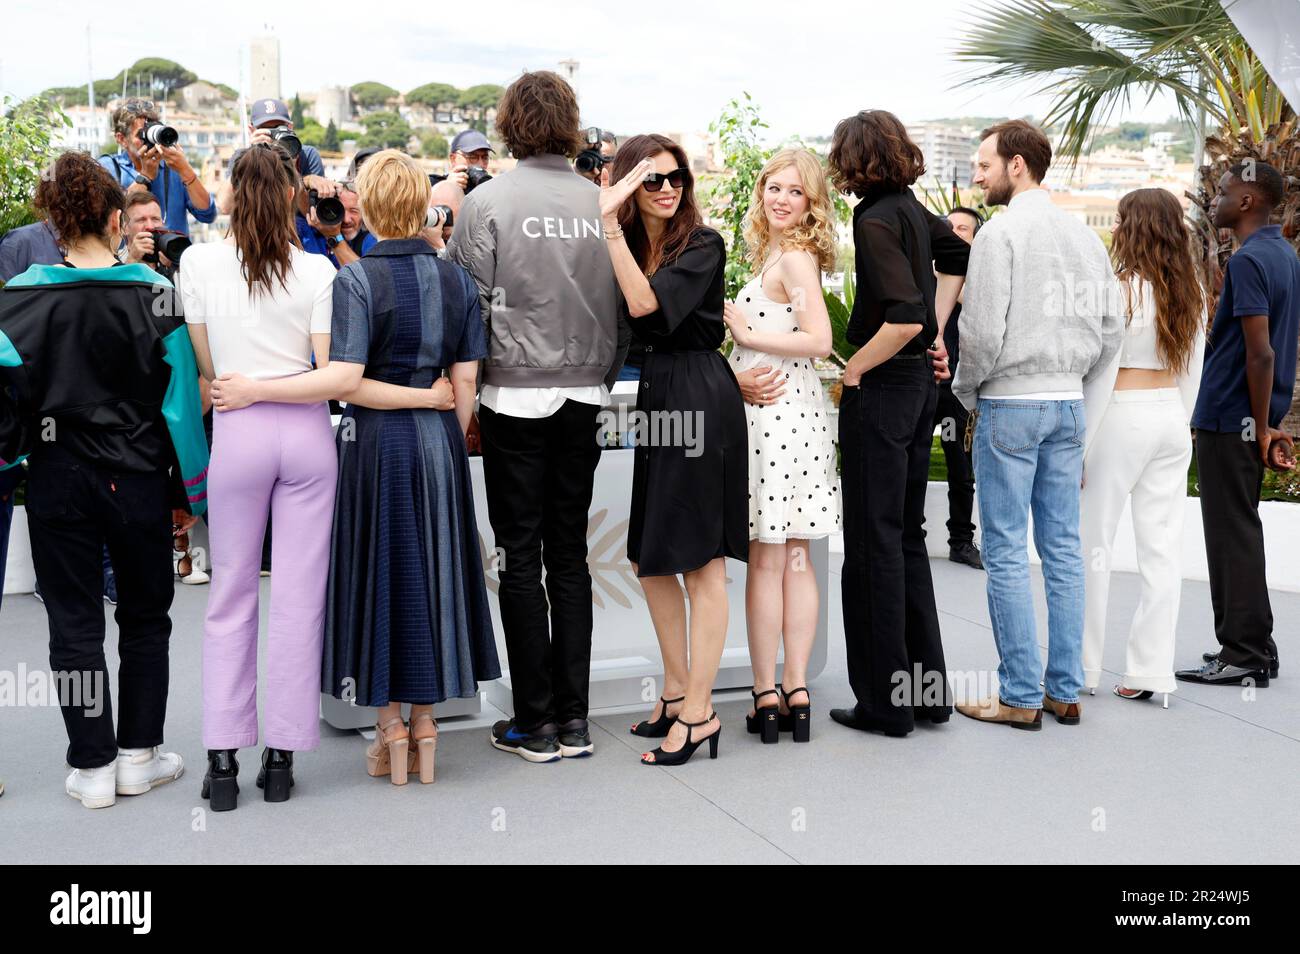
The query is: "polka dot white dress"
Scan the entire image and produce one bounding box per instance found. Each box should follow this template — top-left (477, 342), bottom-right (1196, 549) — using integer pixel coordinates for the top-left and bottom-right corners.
top-left (730, 273), bottom-right (841, 543)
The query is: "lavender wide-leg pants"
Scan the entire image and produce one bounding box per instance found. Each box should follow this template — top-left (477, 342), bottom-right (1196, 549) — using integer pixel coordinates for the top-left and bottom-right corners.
top-left (202, 401), bottom-right (337, 751)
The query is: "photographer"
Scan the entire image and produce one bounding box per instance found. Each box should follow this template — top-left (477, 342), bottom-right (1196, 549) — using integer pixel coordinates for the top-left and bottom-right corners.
top-left (442, 129), bottom-right (493, 192)
top-left (100, 98), bottom-right (215, 237)
top-left (119, 192), bottom-right (191, 281)
top-left (339, 182), bottom-right (378, 257)
top-left (295, 178), bottom-right (362, 268)
top-left (574, 128), bottom-right (617, 185)
top-left (217, 99), bottom-right (335, 215)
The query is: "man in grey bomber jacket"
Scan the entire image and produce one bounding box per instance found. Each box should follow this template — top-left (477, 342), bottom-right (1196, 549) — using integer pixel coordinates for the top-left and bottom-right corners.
top-left (447, 70), bottom-right (628, 763)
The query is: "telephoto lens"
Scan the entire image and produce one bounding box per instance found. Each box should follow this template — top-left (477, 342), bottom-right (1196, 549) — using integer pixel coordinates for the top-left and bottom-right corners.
top-left (309, 190), bottom-right (346, 228)
top-left (427, 205), bottom-right (454, 229)
top-left (139, 121), bottom-right (179, 148)
top-left (271, 128), bottom-right (302, 160)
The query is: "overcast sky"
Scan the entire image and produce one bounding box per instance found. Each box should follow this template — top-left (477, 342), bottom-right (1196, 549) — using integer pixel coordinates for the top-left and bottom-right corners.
top-left (1, 0), bottom-right (1179, 138)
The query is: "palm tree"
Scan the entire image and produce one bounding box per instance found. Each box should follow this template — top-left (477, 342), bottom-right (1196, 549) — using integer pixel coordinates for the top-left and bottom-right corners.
top-left (955, 0), bottom-right (1300, 430)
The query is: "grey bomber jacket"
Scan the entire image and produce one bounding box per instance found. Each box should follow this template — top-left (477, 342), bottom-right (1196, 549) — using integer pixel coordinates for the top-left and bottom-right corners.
top-left (446, 153), bottom-right (628, 389)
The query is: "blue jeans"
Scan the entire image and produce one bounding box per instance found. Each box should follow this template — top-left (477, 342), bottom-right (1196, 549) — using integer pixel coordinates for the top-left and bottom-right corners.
top-left (972, 398), bottom-right (1085, 708)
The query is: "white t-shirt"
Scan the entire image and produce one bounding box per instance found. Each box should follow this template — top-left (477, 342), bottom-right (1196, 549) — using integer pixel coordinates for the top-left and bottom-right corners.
top-left (179, 243), bottom-right (336, 379)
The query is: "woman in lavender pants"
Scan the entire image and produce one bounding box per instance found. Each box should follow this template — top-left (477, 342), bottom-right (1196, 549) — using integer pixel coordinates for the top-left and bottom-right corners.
top-left (181, 145), bottom-right (454, 810)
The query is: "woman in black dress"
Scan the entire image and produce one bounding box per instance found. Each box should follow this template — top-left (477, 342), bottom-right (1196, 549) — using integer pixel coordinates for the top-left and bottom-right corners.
top-left (599, 134), bottom-right (748, 766)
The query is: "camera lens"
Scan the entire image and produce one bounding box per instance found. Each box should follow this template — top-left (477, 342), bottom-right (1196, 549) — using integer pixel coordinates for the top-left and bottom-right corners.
top-left (140, 121), bottom-right (179, 148)
top-left (311, 191), bottom-right (345, 228)
top-left (271, 128), bottom-right (302, 161)
top-left (464, 166), bottom-right (491, 193)
top-left (428, 205), bottom-right (454, 229)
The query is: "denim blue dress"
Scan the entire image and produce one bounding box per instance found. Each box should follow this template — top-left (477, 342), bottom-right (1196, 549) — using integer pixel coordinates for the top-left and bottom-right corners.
top-left (321, 238), bottom-right (500, 706)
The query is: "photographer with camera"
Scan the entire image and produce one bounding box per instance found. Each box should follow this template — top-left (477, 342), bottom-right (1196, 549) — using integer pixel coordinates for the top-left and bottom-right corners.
top-left (217, 99), bottom-right (336, 216)
top-left (99, 98), bottom-right (215, 237)
top-left (120, 192), bottom-right (191, 279)
top-left (339, 183), bottom-right (378, 257)
top-left (574, 128), bottom-right (616, 185)
top-left (441, 130), bottom-right (494, 193)
top-left (296, 179), bottom-right (361, 268)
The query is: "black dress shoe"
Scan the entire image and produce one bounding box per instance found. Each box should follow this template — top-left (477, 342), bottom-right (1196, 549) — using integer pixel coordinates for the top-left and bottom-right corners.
top-left (913, 705), bottom-right (952, 724)
top-left (949, 542), bottom-right (984, 570)
top-left (829, 707), bottom-right (911, 737)
top-left (256, 748), bottom-right (294, 802)
top-left (201, 749), bottom-right (239, 812)
top-left (1201, 650), bottom-right (1278, 679)
top-left (1175, 658), bottom-right (1270, 687)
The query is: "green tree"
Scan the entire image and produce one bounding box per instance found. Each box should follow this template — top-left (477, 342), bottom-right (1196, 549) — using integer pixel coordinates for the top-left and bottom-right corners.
top-left (406, 83), bottom-right (460, 108)
top-left (0, 96), bottom-right (70, 242)
top-left (458, 84), bottom-right (504, 127)
top-left (291, 94), bottom-right (305, 127)
top-left (359, 111), bottom-right (413, 149)
top-left (705, 93), bottom-right (771, 300)
top-left (296, 117), bottom-right (326, 148)
top-left (323, 119), bottom-right (340, 153)
top-left (419, 132), bottom-right (449, 158)
top-left (351, 82), bottom-right (398, 109)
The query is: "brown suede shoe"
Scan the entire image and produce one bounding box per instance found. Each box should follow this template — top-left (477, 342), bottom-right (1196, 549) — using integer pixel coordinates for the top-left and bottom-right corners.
top-left (955, 698), bottom-right (1042, 731)
top-left (1043, 694), bottom-right (1081, 725)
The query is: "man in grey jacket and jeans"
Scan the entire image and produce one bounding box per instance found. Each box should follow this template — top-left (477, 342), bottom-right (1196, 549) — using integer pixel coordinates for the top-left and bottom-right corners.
top-left (952, 120), bottom-right (1123, 731)
top-left (448, 70), bottom-right (627, 763)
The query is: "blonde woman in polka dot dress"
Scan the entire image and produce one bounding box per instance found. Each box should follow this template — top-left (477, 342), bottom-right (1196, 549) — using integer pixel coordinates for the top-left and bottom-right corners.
top-left (723, 148), bottom-right (840, 744)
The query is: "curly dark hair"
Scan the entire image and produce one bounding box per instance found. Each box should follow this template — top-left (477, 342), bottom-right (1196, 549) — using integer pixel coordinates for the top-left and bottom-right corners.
top-left (827, 110), bottom-right (925, 197)
top-left (494, 71), bottom-right (584, 159)
top-left (608, 134), bottom-right (702, 274)
top-left (33, 151), bottom-right (125, 246)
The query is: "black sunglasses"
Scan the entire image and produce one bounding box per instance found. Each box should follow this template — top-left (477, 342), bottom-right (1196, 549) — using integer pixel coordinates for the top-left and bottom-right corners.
top-left (641, 168), bottom-right (690, 192)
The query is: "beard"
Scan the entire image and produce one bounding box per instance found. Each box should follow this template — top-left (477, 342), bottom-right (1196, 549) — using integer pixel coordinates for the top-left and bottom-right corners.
top-left (984, 174), bottom-right (1013, 207)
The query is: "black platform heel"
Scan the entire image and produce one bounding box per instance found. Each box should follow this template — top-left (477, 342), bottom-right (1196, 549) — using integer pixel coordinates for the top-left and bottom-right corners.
top-left (630, 695), bottom-right (684, 738)
top-left (745, 689), bottom-right (781, 744)
top-left (641, 713), bottom-right (720, 766)
top-left (778, 684), bottom-right (812, 743)
top-left (202, 749), bottom-right (239, 812)
top-left (256, 748), bottom-right (294, 803)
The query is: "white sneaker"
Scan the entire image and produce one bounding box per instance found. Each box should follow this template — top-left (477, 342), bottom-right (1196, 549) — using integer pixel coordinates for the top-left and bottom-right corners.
top-left (66, 763), bottom-right (117, 809)
top-left (115, 747), bottom-right (184, 796)
top-left (180, 569), bottom-right (210, 585)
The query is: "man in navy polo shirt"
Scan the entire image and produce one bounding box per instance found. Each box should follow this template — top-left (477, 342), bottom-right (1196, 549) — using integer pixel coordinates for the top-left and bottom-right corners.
top-left (1178, 160), bottom-right (1299, 688)
top-left (99, 98), bottom-right (216, 237)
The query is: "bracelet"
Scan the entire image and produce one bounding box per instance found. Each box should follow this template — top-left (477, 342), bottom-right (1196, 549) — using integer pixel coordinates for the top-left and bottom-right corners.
top-left (182, 175), bottom-right (197, 186)
top-left (604, 227), bottom-right (624, 240)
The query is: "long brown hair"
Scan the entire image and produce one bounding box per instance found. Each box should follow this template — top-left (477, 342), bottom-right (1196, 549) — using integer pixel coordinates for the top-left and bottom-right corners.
top-left (1111, 188), bottom-right (1207, 374)
top-left (609, 134), bottom-right (702, 274)
top-left (228, 143), bottom-right (301, 295)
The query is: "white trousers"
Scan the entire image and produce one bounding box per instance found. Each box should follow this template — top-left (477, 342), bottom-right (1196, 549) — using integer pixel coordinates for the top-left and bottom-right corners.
top-left (1080, 389), bottom-right (1192, 693)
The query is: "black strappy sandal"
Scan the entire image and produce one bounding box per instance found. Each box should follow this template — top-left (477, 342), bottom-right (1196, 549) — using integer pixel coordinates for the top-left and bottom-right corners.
top-left (777, 684), bottom-right (812, 743)
top-left (641, 713), bottom-right (721, 766)
top-left (745, 689), bottom-right (781, 744)
top-left (630, 695), bottom-right (684, 738)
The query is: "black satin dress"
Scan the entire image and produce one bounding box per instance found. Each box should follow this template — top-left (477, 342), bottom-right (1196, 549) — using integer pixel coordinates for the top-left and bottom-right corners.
top-left (622, 228), bottom-right (748, 576)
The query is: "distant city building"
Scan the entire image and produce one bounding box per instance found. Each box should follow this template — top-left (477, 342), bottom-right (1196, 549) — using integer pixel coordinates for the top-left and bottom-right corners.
top-left (1049, 191), bottom-right (1119, 231)
top-left (249, 36), bottom-right (281, 101)
top-left (178, 81), bottom-right (233, 112)
top-left (53, 106), bottom-right (110, 154)
top-left (907, 122), bottom-right (975, 188)
top-left (557, 59), bottom-right (580, 104)
top-left (315, 85), bottom-right (351, 128)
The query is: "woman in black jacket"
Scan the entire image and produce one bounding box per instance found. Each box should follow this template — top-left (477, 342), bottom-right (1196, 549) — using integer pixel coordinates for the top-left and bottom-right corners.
top-left (827, 110), bottom-right (969, 737)
top-left (0, 151), bottom-right (208, 808)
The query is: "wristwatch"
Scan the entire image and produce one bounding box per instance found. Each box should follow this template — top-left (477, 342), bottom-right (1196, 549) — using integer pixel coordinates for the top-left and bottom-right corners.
top-left (133, 173), bottom-right (153, 188)
top-left (326, 234), bottom-right (345, 249)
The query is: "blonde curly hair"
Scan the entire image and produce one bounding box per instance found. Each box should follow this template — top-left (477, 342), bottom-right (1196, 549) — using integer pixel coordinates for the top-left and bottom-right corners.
top-left (743, 148), bottom-right (836, 276)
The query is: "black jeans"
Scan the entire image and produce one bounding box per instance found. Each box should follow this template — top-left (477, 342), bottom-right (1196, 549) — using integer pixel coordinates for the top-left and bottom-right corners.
top-left (839, 358), bottom-right (949, 730)
top-left (25, 448), bottom-right (175, 768)
top-left (479, 400), bottom-right (603, 732)
top-left (1196, 430), bottom-right (1276, 670)
top-left (933, 384), bottom-right (976, 548)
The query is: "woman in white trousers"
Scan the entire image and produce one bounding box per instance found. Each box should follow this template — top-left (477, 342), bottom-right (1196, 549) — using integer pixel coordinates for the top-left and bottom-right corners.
top-left (1081, 188), bottom-right (1206, 704)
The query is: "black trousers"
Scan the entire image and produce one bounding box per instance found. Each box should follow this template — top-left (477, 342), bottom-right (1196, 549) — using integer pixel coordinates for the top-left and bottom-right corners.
top-left (479, 400), bottom-right (602, 732)
top-left (1196, 429), bottom-right (1276, 670)
top-left (25, 449), bottom-right (175, 768)
top-left (933, 383), bottom-right (976, 548)
top-left (839, 358), bottom-right (949, 730)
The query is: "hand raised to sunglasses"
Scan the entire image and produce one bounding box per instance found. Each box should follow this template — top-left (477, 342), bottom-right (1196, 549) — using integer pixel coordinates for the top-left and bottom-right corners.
top-left (600, 158), bottom-right (654, 229)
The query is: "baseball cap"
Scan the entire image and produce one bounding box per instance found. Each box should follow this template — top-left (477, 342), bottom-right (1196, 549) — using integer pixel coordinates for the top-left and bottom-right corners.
top-left (450, 130), bottom-right (493, 154)
top-left (251, 98), bottom-right (292, 128)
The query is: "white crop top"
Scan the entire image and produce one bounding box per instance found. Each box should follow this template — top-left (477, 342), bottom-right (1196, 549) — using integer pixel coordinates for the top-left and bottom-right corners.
top-left (179, 243), bottom-right (337, 380)
top-left (1118, 278), bottom-right (1168, 371)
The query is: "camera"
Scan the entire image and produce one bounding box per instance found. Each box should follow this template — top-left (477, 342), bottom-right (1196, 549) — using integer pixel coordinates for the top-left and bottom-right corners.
top-left (464, 165), bottom-right (491, 193)
top-left (428, 205), bottom-right (454, 229)
top-left (138, 121), bottom-right (179, 149)
top-left (309, 189), bottom-right (345, 228)
top-left (575, 127), bottom-right (611, 177)
top-left (145, 228), bottom-right (191, 266)
top-left (271, 127), bottom-right (302, 161)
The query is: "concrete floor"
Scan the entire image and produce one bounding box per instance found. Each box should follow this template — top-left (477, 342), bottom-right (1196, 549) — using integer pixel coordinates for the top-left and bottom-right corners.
top-left (1, 555), bottom-right (1296, 864)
